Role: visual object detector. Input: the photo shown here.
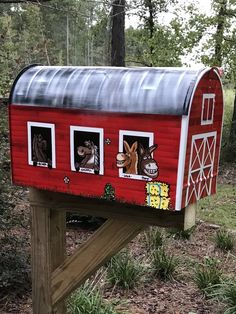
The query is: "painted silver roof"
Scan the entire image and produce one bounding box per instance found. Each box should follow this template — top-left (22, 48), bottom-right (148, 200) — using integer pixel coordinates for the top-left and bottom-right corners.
top-left (11, 65), bottom-right (205, 115)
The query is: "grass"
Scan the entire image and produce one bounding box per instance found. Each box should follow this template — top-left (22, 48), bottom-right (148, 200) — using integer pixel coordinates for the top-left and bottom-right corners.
top-left (151, 247), bottom-right (179, 281)
top-left (198, 184), bottom-right (236, 229)
top-left (144, 227), bottom-right (163, 250)
top-left (194, 257), bottom-right (223, 294)
top-left (215, 229), bottom-right (235, 252)
top-left (106, 251), bottom-right (143, 289)
top-left (207, 280), bottom-right (236, 314)
top-left (68, 280), bottom-right (119, 314)
top-left (167, 226), bottom-right (195, 240)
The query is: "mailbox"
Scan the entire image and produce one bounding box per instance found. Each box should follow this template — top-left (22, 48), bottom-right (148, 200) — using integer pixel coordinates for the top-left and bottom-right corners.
top-left (9, 65), bottom-right (224, 211)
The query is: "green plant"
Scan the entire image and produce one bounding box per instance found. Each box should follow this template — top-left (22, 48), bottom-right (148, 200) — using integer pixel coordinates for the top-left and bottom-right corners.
top-left (0, 105), bottom-right (30, 296)
top-left (194, 257), bottom-right (222, 294)
top-left (68, 280), bottom-right (119, 314)
top-left (151, 247), bottom-right (178, 281)
top-left (215, 229), bottom-right (235, 252)
top-left (198, 184), bottom-right (236, 229)
top-left (207, 280), bottom-right (236, 314)
top-left (167, 226), bottom-right (195, 240)
top-left (106, 251), bottom-right (143, 289)
top-left (144, 227), bottom-right (163, 250)
top-left (222, 282), bottom-right (236, 314)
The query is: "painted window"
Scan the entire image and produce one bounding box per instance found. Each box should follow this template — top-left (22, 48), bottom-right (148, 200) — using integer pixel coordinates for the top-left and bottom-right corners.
top-left (117, 130), bottom-right (158, 181)
top-left (201, 94), bottom-right (215, 125)
top-left (27, 121), bottom-right (56, 168)
top-left (70, 126), bottom-right (104, 175)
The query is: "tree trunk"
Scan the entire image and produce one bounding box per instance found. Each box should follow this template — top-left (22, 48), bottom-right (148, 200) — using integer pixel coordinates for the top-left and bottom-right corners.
top-left (214, 0), bottom-right (227, 66)
top-left (145, 0), bottom-right (155, 58)
top-left (111, 0), bottom-right (125, 66)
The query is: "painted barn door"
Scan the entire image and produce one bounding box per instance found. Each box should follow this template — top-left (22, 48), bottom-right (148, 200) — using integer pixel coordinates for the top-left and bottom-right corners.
top-left (186, 131), bottom-right (217, 206)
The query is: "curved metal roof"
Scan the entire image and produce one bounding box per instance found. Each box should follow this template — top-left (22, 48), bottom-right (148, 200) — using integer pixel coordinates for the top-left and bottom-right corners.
top-left (10, 65), bottom-right (206, 116)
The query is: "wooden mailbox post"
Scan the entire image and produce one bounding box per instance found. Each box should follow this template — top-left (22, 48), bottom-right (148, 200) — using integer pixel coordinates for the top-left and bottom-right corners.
top-left (9, 66), bottom-right (223, 313)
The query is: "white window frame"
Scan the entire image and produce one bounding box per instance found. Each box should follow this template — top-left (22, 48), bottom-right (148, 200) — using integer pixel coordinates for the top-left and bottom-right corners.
top-left (27, 121), bottom-right (56, 168)
top-left (70, 126), bottom-right (104, 175)
top-left (119, 130), bottom-right (154, 181)
top-left (201, 93), bottom-right (215, 125)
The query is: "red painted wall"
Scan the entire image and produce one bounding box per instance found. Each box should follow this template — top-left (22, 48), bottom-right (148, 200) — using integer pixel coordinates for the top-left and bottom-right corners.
top-left (181, 70), bottom-right (224, 208)
top-left (10, 105), bottom-right (182, 210)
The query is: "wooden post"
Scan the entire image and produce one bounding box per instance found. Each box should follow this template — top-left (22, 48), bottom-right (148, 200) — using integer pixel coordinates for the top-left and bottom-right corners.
top-left (184, 203), bottom-right (197, 230)
top-left (31, 191), bottom-right (66, 314)
top-left (29, 188), bottom-right (192, 313)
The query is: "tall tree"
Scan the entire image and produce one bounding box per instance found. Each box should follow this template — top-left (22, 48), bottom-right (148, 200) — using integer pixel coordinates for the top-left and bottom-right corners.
top-left (201, 0), bottom-right (236, 161)
top-left (110, 0), bottom-right (125, 66)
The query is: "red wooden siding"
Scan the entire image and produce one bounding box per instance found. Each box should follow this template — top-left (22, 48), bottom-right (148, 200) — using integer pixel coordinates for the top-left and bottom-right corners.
top-left (10, 105), bottom-right (182, 210)
top-left (181, 70), bottom-right (223, 208)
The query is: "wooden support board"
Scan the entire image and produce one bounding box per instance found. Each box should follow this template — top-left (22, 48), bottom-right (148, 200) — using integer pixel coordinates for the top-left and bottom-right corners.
top-left (29, 188), bottom-right (196, 314)
top-left (29, 188), bottom-right (185, 229)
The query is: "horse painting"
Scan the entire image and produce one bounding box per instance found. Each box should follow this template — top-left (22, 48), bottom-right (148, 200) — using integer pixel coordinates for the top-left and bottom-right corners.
top-left (75, 140), bottom-right (99, 174)
top-left (116, 141), bottom-right (138, 175)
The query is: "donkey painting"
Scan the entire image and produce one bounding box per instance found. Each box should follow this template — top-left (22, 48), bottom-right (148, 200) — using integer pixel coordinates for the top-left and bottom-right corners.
top-left (116, 141), bottom-right (138, 175)
top-left (75, 140), bottom-right (99, 174)
top-left (138, 144), bottom-right (159, 179)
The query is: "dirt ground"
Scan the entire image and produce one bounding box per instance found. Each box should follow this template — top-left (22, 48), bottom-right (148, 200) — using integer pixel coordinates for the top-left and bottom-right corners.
top-left (0, 165), bottom-right (236, 314)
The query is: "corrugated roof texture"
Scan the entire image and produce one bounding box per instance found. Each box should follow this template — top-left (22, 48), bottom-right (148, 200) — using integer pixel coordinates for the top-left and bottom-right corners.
top-left (11, 66), bottom-right (204, 116)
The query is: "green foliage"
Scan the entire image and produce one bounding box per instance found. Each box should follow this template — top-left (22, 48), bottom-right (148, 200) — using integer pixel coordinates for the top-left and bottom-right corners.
top-left (0, 105), bottom-right (30, 295)
top-left (106, 251), bottom-right (143, 289)
top-left (222, 282), bottom-right (236, 314)
top-left (144, 227), bottom-right (163, 250)
top-left (167, 226), bottom-right (195, 240)
top-left (220, 89), bottom-right (235, 161)
top-left (207, 280), bottom-right (236, 314)
top-left (68, 280), bottom-right (119, 314)
top-left (194, 257), bottom-right (222, 294)
top-left (0, 0), bottom-right (110, 97)
top-left (215, 229), bottom-right (235, 252)
top-left (151, 247), bottom-right (178, 281)
top-left (126, 25), bottom-right (183, 67)
top-left (198, 184), bottom-right (236, 229)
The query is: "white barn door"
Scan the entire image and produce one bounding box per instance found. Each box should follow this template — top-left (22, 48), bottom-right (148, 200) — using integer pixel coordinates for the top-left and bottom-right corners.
top-left (186, 131), bottom-right (217, 206)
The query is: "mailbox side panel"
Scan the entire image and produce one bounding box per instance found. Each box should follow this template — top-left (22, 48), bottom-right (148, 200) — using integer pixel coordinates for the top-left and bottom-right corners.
top-left (181, 69), bottom-right (224, 208)
top-left (10, 105), bottom-right (182, 210)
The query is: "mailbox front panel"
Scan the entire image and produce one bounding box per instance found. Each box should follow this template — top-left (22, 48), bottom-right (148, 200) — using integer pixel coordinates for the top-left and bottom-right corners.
top-left (10, 105), bottom-right (182, 210)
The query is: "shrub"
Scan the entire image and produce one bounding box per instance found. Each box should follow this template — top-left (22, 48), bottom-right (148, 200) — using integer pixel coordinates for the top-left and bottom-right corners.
top-left (68, 281), bottom-right (119, 314)
top-left (106, 251), bottom-right (143, 289)
top-left (144, 227), bottom-right (163, 250)
top-left (151, 247), bottom-right (178, 281)
top-left (194, 257), bottom-right (222, 294)
top-left (215, 229), bottom-right (235, 252)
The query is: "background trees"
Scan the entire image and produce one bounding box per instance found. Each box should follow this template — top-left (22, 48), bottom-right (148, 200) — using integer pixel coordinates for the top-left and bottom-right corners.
top-left (0, 0), bottom-right (235, 158)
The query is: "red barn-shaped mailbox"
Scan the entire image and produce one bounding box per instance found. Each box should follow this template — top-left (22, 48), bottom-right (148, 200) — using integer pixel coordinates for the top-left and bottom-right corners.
top-left (9, 66), bottom-right (224, 211)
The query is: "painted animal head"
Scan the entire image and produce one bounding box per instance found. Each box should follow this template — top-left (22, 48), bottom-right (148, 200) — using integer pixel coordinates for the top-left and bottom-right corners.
top-left (77, 140), bottom-right (94, 157)
top-left (139, 144), bottom-right (158, 178)
top-left (116, 141), bottom-right (138, 173)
